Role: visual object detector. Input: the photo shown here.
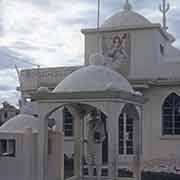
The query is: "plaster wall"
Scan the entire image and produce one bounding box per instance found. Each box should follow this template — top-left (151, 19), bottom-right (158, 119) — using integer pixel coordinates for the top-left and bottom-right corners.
top-left (84, 29), bottom-right (161, 78)
top-left (0, 133), bottom-right (38, 180)
top-left (83, 28), bottom-right (180, 79)
top-left (48, 132), bottom-right (64, 180)
top-left (20, 66), bottom-right (81, 94)
top-left (0, 133), bottom-right (23, 180)
top-left (142, 86), bottom-right (180, 161)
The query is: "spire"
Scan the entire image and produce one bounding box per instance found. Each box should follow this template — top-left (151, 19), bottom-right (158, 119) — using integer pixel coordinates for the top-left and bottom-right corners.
top-left (124, 0), bottom-right (132, 11)
top-left (159, 0), bottom-right (170, 30)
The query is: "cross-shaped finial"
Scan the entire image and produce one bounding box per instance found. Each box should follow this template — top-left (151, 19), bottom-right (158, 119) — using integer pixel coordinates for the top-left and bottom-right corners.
top-left (124, 0), bottom-right (132, 11)
top-left (159, 0), bottom-right (170, 30)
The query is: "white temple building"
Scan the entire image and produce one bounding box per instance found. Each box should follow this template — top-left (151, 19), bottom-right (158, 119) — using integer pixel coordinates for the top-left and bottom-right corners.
top-left (0, 0), bottom-right (180, 180)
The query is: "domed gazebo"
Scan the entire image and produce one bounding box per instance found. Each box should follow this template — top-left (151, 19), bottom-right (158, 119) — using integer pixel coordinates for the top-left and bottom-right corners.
top-left (33, 55), bottom-right (146, 180)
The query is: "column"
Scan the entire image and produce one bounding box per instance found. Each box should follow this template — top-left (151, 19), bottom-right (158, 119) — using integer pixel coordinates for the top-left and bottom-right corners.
top-left (68, 106), bottom-right (83, 179)
top-left (134, 105), bottom-right (143, 180)
top-left (38, 105), bottom-right (49, 180)
top-left (23, 127), bottom-right (33, 180)
top-left (106, 103), bottom-right (124, 180)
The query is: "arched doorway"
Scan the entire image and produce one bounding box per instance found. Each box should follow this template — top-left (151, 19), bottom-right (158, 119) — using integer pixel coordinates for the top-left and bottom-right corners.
top-left (43, 103), bottom-right (109, 180)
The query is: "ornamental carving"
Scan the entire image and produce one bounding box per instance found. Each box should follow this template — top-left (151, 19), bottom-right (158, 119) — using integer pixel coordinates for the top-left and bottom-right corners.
top-left (102, 32), bottom-right (130, 65)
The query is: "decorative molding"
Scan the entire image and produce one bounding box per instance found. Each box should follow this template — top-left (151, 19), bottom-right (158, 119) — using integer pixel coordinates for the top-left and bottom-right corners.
top-left (102, 32), bottom-right (130, 66)
top-left (82, 24), bottom-right (161, 33)
top-left (32, 90), bottom-right (147, 105)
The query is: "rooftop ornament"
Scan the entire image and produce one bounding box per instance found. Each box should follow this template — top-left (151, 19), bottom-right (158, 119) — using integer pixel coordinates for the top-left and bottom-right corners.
top-left (159, 0), bottom-right (170, 30)
top-left (124, 0), bottom-right (132, 11)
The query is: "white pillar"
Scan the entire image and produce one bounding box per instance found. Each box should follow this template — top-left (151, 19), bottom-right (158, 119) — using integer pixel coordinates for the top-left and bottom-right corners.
top-left (23, 127), bottom-right (34, 180)
top-left (106, 103), bottom-right (124, 180)
top-left (68, 106), bottom-right (83, 179)
top-left (133, 105), bottom-right (143, 180)
top-left (38, 107), bottom-right (49, 180)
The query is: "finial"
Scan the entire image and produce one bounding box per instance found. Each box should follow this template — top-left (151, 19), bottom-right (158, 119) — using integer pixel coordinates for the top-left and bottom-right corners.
top-left (159, 0), bottom-right (170, 30)
top-left (124, 0), bottom-right (132, 11)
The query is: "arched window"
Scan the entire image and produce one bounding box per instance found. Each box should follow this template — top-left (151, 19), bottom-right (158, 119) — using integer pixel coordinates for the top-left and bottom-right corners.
top-left (162, 93), bottom-right (180, 135)
top-left (119, 104), bottom-right (139, 155)
top-left (119, 113), bottom-right (133, 155)
top-left (63, 107), bottom-right (73, 137)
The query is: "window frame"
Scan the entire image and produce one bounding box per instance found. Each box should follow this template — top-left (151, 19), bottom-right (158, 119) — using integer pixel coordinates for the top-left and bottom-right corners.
top-left (119, 113), bottom-right (134, 155)
top-left (0, 139), bottom-right (16, 157)
top-left (162, 93), bottom-right (180, 135)
top-left (63, 107), bottom-right (74, 137)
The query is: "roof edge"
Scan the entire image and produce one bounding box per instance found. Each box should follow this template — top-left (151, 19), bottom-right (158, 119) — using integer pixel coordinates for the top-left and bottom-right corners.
top-left (81, 23), bottom-right (161, 34)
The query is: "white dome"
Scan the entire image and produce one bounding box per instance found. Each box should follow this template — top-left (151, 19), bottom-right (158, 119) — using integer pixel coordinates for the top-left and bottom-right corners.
top-left (0, 114), bottom-right (39, 133)
top-left (53, 65), bottom-right (133, 93)
top-left (102, 10), bottom-right (151, 28)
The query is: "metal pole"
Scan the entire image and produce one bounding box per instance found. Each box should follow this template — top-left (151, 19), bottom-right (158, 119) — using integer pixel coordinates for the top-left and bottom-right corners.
top-left (97, 0), bottom-right (101, 53)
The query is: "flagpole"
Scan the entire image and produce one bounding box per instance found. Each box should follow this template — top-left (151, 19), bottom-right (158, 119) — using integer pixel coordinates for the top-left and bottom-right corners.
top-left (97, 0), bottom-right (101, 53)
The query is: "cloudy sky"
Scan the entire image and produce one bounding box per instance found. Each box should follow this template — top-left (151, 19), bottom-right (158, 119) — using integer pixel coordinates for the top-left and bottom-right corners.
top-left (0, 0), bottom-right (180, 107)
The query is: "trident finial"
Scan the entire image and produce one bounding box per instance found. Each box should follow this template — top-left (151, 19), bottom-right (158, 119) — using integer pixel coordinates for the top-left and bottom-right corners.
top-left (124, 0), bottom-right (132, 11)
top-left (159, 0), bottom-right (170, 30)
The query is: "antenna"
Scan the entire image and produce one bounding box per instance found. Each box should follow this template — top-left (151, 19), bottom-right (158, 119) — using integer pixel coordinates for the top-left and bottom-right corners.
top-left (159, 0), bottom-right (170, 30)
top-left (97, 0), bottom-right (101, 53)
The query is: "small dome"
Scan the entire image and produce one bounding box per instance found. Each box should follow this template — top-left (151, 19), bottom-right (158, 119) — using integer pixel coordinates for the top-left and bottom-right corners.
top-left (102, 10), bottom-right (151, 28)
top-left (53, 65), bottom-right (133, 93)
top-left (0, 114), bottom-right (39, 133)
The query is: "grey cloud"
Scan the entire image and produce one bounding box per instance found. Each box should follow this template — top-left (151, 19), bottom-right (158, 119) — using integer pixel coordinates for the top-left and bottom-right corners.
top-left (0, 90), bottom-right (20, 107)
top-left (10, 41), bottom-right (39, 51)
top-left (0, 47), bottom-right (34, 69)
top-left (0, 85), bottom-right (15, 91)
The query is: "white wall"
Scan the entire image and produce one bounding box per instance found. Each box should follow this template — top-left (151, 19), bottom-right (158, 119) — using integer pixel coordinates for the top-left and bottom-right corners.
top-left (0, 132), bottom-right (38, 180)
top-left (83, 28), bottom-right (180, 79)
top-left (0, 133), bottom-right (23, 180)
top-left (142, 86), bottom-right (180, 161)
top-left (48, 131), bottom-right (64, 180)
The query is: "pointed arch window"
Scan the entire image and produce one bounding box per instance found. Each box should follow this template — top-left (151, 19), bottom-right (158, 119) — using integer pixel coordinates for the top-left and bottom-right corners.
top-left (162, 93), bottom-right (180, 135)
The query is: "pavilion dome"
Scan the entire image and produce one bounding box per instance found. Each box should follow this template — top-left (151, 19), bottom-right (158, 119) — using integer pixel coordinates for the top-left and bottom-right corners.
top-left (53, 64), bottom-right (134, 93)
top-left (0, 114), bottom-right (39, 133)
top-left (102, 10), bottom-right (151, 28)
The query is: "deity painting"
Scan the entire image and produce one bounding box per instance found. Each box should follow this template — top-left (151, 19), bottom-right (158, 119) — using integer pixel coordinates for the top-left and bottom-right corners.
top-left (102, 33), bottom-right (130, 64)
